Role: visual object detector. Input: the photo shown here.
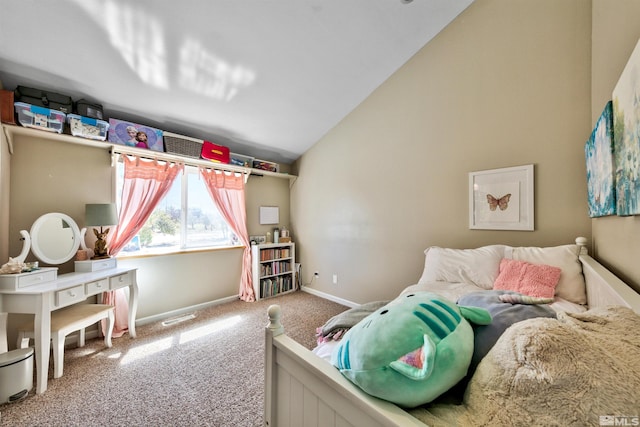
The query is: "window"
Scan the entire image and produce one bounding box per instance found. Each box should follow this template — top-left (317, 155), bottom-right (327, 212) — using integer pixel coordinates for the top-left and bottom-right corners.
top-left (116, 162), bottom-right (238, 256)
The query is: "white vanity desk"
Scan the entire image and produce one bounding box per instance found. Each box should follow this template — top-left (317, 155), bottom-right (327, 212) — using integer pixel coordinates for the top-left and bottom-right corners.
top-left (0, 266), bottom-right (138, 394)
top-left (0, 212), bottom-right (138, 394)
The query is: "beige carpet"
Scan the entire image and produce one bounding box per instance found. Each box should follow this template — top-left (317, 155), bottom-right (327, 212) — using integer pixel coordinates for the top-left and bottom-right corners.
top-left (0, 291), bottom-right (348, 427)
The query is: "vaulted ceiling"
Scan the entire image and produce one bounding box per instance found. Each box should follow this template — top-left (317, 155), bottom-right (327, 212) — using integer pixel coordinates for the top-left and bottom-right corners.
top-left (0, 0), bottom-right (473, 164)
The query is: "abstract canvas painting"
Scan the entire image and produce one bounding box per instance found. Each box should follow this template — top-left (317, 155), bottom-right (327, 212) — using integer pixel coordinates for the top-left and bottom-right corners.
top-left (585, 101), bottom-right (616, 217)
top-left (612, 38), bottom-right (640, 216)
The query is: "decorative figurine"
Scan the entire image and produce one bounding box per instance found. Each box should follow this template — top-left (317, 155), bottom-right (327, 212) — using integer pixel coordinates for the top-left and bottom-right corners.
top-left (93, 228), bottom-right (110, 259)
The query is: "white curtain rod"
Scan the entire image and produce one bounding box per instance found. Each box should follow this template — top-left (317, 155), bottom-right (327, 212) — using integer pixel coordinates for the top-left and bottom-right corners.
top-left (109, 145), bottom-right (251, 180)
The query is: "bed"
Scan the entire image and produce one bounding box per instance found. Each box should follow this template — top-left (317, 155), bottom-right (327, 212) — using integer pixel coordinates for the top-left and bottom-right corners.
top-left (264, 238), bottom-right (640, 427)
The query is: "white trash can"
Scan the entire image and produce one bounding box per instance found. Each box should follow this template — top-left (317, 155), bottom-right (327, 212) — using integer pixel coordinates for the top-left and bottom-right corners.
top-left (0, 348), bottom-right (34, 403)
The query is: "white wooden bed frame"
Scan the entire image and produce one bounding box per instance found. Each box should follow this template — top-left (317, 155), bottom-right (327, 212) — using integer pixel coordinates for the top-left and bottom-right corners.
top-left (264, 240), bottom-right (640, 427)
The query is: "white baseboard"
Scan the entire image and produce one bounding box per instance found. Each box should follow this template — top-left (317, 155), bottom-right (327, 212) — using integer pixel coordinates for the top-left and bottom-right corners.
top-left (301, 287), bottom-right (358, 308)
top-left (135, 295), bottom-right (239, 326)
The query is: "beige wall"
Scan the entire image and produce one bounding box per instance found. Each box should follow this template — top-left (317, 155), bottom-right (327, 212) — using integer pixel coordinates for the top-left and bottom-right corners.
top-left (591, 0), bottom-right (640, 292)
top-left (8, 136), bottom-right (114, 273)
top-left (246, 174), bottom-right (292, 239)
top-left (292, 0), bottom-right (593, 304)
top-left (4, 132), bottom-right (290, 320)
top-left (0, 127), bottom-right (9, 261)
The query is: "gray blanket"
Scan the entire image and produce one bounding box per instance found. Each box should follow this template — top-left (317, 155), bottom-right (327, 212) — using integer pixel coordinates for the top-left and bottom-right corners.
top-left (319, 300), bottom-right (389, 341)
top-left (457, 290), bottom-right (557, 379)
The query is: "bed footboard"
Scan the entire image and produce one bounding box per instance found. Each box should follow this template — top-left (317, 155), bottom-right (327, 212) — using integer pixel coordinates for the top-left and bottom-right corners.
top-left (264, 305), bottom-right (425, 427)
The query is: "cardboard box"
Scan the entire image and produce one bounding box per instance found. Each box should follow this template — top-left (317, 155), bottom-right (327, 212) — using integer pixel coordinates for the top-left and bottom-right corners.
top-left (0, 90), bottom-right (15, 124)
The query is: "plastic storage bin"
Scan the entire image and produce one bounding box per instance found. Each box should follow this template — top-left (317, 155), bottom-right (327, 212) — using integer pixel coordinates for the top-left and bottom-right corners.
top-left (67, 114), bottom-right (109, 141)
top-left (230, 152), bottom-right (254, 168)
top-left (0, 347), bottom-right (33, 403)
top-left (14, 102), bottom-right (66, 133)
top-left (252, 159), bottom-right (279, 173)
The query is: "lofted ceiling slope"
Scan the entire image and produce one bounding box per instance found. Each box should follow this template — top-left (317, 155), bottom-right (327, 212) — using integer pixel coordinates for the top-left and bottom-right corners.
top-left (0, 0), bottom-right (473, 164)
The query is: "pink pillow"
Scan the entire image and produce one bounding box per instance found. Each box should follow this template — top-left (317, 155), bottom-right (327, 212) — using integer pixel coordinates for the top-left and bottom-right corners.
top-left (493, 258), bottom-right (561, 298)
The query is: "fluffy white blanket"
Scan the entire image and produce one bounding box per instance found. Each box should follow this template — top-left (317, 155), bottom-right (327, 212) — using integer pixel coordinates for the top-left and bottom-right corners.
top-left (411, 306), bottom-right (640, 426)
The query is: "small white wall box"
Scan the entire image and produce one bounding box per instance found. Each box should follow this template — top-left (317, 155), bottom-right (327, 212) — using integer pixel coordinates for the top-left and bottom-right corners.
top-left (0, 348), bottom-right (33, 403)
top-left (260, 206), bottom-right (279, 225)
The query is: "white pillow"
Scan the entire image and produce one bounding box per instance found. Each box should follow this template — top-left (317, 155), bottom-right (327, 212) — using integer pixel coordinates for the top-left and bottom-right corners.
top-left (506, 244), bottom-right (586, 305)
top-left (418, 245), bottom-right (507, 289)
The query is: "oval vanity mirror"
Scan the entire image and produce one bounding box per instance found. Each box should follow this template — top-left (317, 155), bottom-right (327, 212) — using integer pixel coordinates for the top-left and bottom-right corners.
top-left (29, 213), bottom-right (81, 265)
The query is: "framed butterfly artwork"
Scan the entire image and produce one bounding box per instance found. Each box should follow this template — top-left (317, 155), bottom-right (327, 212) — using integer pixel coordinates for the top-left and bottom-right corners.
top-left (469, 164), bottom-right (534, 230)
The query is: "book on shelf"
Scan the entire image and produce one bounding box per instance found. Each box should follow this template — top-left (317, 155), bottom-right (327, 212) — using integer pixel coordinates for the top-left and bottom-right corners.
top-left (259, 247), bottom-right (291, 261)
top-left (259, 274), bottom-right (294, 298)
top-left (260, 261), bottom-right (291, 277)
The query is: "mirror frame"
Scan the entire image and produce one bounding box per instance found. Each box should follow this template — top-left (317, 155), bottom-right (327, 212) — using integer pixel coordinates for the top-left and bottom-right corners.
top-left (29, 212), bottom-right (81, 265)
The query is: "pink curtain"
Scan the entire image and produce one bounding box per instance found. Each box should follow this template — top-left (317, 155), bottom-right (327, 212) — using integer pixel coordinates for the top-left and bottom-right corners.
top-left (199, 168), bottom-right (255, 302)
top-left (103, 156), bottom-right (183, 337)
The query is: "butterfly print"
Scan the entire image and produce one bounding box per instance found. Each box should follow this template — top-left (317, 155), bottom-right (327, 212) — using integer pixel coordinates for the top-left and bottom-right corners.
top-left (487, 194), bottom-right (511, 211)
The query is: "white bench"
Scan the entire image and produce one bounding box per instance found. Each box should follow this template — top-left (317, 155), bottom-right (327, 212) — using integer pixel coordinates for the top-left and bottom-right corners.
top-left (17, 303), bottom-right (114, 379)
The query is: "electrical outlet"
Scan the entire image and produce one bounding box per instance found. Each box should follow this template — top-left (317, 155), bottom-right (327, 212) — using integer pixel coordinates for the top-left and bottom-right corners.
top-left (332, 274), bottom-right (338, 285)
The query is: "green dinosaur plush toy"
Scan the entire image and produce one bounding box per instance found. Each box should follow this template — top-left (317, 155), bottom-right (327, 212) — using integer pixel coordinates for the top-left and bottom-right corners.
top-left (331, 291), bottom-right (491, 408)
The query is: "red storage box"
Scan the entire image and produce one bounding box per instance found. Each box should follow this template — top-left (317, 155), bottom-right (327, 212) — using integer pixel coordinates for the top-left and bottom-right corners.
top-left (201, 140), bottom-right (230, 163)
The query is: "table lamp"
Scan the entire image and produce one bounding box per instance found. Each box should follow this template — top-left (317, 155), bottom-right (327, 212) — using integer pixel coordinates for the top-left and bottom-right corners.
top-left (84, 203), bottom-right (118, 259)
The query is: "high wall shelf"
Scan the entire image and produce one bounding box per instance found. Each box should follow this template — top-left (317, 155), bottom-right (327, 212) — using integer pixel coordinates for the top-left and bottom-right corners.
top-left (1, 124), bottom-right (297, 184)
top-left (251, 242), bottom-right (296, 301)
